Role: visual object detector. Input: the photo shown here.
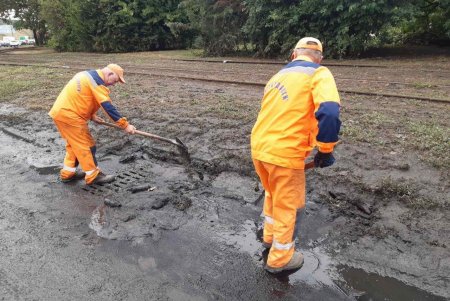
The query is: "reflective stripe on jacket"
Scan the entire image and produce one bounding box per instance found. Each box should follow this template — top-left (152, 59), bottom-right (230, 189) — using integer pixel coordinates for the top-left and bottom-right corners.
top-left (251, 55), bottom-right (341, 169)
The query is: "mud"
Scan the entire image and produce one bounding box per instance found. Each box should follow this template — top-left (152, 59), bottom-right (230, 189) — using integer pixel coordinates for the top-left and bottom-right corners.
top-left (1, 50), bottom-right (449, 300)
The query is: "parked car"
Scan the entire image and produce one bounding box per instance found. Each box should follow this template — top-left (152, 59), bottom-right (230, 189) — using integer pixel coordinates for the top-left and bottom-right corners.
top-left (0, 41), bottom-right (9, 47)
top-left (28, 39), bottom-right (35, 45)
top-left (9, 40), bottom-right (20, 47)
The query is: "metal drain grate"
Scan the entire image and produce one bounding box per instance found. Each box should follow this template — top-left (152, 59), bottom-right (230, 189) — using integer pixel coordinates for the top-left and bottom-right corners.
top-left (82, 168), bottom-right (147, 195)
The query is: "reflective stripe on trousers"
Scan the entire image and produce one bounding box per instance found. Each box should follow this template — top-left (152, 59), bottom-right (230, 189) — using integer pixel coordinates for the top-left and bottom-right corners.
top-left (54, 119), bottom-right (99, 183)
top-left (62, 165), bottom-right (76, 173)
top-left (253, 158), bottom-right (306, 268)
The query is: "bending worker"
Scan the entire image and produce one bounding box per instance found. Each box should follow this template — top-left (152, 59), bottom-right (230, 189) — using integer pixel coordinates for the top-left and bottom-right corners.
top-left (49, 64), bottom-right (136, 185)
top-left (251, 37), bottom-right (341, 273)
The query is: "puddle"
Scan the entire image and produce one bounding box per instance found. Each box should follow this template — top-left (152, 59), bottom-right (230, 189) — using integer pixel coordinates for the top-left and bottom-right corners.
top-left (340, 266), bottom-right (447, 301)
top-left (89, 204), bottom-right (113, 238)
top-left (221, 220), bottom-right (345, 291)
top-left (218, 219), bottom-right (447, 300)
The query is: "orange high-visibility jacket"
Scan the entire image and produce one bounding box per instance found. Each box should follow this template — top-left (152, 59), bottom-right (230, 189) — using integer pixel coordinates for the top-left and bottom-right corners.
top-left (49, 70), bottom-right (128, 128)
top-left (251, 56), bottom-right (341, 169)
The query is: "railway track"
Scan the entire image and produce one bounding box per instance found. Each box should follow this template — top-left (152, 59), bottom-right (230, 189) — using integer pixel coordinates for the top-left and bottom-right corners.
top-left (174, 58), bottom-right (450, 74)
top-left (2, 57), bottom-right (449, 89)
top-left (2, 46), bottom-right (449, 73)
top-left (1, 61), bottom-right (449, 104)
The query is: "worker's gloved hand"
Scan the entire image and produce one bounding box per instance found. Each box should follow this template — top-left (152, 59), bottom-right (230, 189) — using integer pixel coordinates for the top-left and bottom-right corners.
top-left (124, 124), bottom-right (136, 134)
top-left (314, 151), bottom-right (335, 168)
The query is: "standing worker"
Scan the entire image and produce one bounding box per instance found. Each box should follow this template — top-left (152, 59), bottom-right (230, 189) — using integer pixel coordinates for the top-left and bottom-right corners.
top-left (251, 37), bottom-right (341, 273)
top-left (49, 64), bottom-right (136, 185)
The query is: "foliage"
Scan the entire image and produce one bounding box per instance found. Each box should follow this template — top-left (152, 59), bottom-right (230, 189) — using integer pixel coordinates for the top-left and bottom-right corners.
top-left (2, 0), bottom-right (449, 56)
top-left (401, 0), bottom-right (450, 45)
top-left (243, 0), bottom-right (405, 58)
top-left (41, 0), bottom-right (193, 52)
top-left (181, 0), bottom-right (248, 56)
top-left (41, 0), bottom-right (92, 51)
top-left (0, 0), bottom-right (46, 45)
top-left (94, 0), bottom-right (177, 52)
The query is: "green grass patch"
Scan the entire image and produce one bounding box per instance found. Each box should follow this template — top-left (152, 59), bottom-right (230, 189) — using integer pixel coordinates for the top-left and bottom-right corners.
top-left (341, 112), bottom-right (392, 143)
top-left (407, 121), bottom-right (450, 169)
top-left (0, 66), bottom-right (72, 108)
top-left (413, 82), bottom-right (436, 89)
top-left (0, 80), bottom-right (31, 101)
top-left (360, 112), bottom-right (391, 127)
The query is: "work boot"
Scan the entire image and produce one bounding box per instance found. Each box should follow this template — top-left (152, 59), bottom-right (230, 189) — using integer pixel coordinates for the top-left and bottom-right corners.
top-left (265, 251), bottom-right (304, 274)
top-left (91, 172), bottom-right (115, 185)
top-left (61, 170), bottom-right (86, 183)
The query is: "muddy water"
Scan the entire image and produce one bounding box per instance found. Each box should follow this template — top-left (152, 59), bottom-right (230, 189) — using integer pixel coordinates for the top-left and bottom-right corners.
top-left (340, 267), bottom-right (447, 301)
top-left (1, 96), bottom-right (448, 300)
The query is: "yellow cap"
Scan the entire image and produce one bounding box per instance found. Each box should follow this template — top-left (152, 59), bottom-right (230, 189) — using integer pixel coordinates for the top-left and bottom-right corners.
top-left (295, 37), bottom-right (323, 53)
top-left (107, 63), bottom-right (125, 83)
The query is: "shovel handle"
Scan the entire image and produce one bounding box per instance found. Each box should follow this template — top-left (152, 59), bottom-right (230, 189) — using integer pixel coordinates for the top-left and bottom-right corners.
top-left (98, 121), bottom-right (179, 146)
top-left (305, 161), bottom-right (315, 170)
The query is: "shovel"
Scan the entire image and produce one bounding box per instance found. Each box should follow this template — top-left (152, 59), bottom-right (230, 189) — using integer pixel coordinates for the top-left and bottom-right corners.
top-left (98, 121), bottom-right (191, 163)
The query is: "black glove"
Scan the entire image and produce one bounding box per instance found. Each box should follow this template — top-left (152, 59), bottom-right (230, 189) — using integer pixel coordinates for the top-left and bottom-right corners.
top-left (314, 151), bottom-right (335, 168)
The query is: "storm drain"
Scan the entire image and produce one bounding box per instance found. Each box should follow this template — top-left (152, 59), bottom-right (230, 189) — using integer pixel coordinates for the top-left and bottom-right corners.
top-left (82, 168), bottom-right (147, 195)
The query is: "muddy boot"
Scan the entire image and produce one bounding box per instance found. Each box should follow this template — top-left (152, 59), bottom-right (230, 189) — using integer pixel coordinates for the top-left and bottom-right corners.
top-left (91, 172), bottom-right (115, 185)
top-left (61, 170), bottom-right (86, 183)
top-left (265, 251), bottom-right (304, 274)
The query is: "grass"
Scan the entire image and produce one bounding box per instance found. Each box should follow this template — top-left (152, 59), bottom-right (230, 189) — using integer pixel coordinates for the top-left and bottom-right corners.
top-left (407, 121), bottom-right (450, 169)
top-left (0, 79), bottom-right (37, 101)
top-left (375, 176), bottom-right (440, 210)
top-left (0, 65), bottom-right (77, 109)
top-left (340, 122), bottom-right (370, 142)
top-left (342, 111), bottom-right (449, 170)
top-left (341, 112), bottom-right (393, 143)
top-left (413, 82), bottom-right (436, 89)
top-left (0, 67), bottom-right (41, 101)
top-left (203, 95), bottom-right (256, 121)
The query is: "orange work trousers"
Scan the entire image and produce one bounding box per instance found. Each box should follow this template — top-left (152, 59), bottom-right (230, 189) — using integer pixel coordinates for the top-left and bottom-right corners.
top-left (253, 159), bottom-right (306, 268)
top-left (54, 120), bottom-right (100, 184)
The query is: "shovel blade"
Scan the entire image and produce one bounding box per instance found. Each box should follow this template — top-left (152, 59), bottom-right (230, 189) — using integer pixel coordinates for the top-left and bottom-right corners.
top-left (174, 137), bottom-right (191, 163)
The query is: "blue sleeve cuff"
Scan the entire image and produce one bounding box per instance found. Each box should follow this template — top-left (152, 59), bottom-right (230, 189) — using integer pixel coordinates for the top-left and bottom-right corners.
top-left (315, 101), bottom-right (341, 143)
top-left (101, 101), bottom-right (122, 122)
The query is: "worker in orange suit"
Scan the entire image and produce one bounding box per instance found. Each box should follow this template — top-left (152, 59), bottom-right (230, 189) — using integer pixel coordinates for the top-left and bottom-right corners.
top-left (49, 64), bottom-right (136, 185)
top-left (251, 37), bottom-right (341, 273)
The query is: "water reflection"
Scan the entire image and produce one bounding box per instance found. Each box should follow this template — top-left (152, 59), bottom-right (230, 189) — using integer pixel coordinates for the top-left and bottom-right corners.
top-left (340, 266), bottom-right (447, 301)
top-left (89, 204), bottom-right (112, 238)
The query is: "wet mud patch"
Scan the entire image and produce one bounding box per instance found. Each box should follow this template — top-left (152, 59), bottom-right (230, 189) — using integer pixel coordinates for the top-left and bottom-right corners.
top-left (212, 171), bottom-right (260, 204)
top-left (96, 220), bottom-right (351, 301)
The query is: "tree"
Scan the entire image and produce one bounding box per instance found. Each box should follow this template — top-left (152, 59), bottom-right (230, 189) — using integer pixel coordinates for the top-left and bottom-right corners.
top-left (402, 0), bottom-right (450, 45)
top-left (243, 0), bottom-right (407, 58)
top-left (1, 0), bottom-right (47, 45)
top-left (42, 0), bottom-right (191, 52)
top-left (243, 0), bottom-right (298, 57)
top-left (181, 0), bottom-right (248, 55)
